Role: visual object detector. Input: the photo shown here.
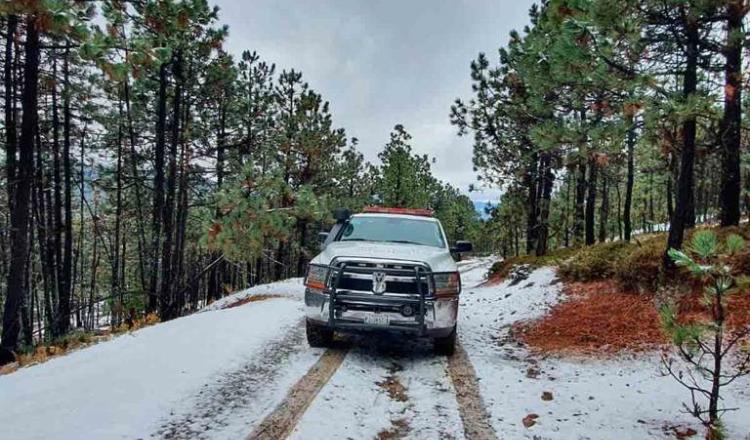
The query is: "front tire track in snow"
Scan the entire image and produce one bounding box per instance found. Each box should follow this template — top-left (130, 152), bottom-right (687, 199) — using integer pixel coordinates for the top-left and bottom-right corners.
top-left (447, 342), bottom-right (497, 440)
top-left (155, 318), bottom-right (310, 440)
top-left (246, 345), bottom-right (349, 440)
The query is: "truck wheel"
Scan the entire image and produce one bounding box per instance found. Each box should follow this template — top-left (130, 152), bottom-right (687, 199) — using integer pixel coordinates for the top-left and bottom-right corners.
top-left (434, 326), bottom-right (457, 356)
top-left (306, 318), bottom-right (333, 348)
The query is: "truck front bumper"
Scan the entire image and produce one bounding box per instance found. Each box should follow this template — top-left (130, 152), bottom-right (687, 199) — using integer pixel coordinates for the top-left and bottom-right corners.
top-left (304, 288), bottom-right (458, 338)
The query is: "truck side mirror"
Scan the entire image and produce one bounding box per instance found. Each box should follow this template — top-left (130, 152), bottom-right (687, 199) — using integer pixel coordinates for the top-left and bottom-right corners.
top-left (451, 240), bottom-right (473, 253)
top-left (333, 208), bottom-right (351, 223)
top-left (318, 231), bottom-right (329, 243)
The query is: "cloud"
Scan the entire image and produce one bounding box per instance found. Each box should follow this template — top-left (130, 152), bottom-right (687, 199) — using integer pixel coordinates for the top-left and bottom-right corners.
top-left (214, 0), bottom-right (535, 202)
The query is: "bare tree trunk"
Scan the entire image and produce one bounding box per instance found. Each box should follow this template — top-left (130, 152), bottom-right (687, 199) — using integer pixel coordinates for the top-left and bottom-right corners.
top-left (585, 155), bottom-right (598, 246)
top-left (666, 23), bottom-right (699, 268)
top-left (2, 17), bottom-right (39, 361)
top-left (48, 52), bottom-right (69, 336)
top-left (149, 63), bottom-right (169, 312)
top-left (525, 151), bottom-right (539, 254)
top-left (574, 159), bottom-right (587, 247)
top-left (599, 169), bottom-right (609, 243)
top-left (159, 54), bottom-right (182, 319)
top-left (4, 14), bottom-right (17, 206)
top-left (624, 123), bottom-right (635, 242)
top-left (535, 152), bottom-right (554, 256)
top-left (123, 79), bottom-right (147, 292)
top-left (59, 47), bottom-right (73, 336)
top-left (111, 98), bottom-right (124, 327)
top-left (718, 0), bottom-right (744, 227)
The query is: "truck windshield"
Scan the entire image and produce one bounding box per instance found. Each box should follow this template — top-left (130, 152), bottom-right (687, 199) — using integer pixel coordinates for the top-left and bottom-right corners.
top-left (339, 216), bottom-right (446, 248)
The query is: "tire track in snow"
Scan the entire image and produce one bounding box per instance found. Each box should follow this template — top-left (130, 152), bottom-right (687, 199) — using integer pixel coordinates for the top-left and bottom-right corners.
top-left (449, 257), bottom-right (499, 439)
top-left (246, 345), bottom-right (349, 440)
top-left (446, 342), bottom-right (497, 440)
top-left (155, 318), bottom-right (318, 440)
top-left (289, 336), bottom-right (468, 440)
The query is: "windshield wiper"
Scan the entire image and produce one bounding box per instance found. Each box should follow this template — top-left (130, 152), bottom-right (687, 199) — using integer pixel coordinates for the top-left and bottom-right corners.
top-left (383, 240), bottom-right (424, 245)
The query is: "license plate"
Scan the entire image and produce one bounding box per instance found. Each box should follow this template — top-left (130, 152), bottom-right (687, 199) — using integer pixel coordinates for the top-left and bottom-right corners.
top-left (364, 313), bottom-right (389, 326)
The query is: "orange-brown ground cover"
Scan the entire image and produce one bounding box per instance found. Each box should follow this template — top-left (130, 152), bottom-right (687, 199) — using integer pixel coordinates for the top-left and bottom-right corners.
top-left (515, 280), bottom-right (750, 355)
top-left (515, 281), bottom-right (667, 354)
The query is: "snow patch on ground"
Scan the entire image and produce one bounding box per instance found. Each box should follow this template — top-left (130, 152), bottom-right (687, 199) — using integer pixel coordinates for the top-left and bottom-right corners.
top-left (0, 298), bottom-right (306, 440)
top-left (153, 320), bottom-right (325, 440)
top-left (290, 347), bottom-right (394, 439)
top-left (459, 260), bottom-right (750, 439)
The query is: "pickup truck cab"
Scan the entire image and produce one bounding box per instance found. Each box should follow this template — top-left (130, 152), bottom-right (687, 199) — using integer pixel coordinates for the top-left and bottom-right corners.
top-left (304, 207), bottom-right (472, 355)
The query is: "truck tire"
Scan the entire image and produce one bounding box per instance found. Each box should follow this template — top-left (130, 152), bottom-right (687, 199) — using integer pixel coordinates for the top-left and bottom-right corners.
top-left (434, 326), bottom-right (457, 356)
top-left (306, 318), bottom-right (333, 348)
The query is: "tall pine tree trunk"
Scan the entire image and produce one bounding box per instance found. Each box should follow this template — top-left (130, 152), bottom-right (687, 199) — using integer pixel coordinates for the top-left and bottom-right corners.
top-left (149, 63), bottom-right (169, 312)
top-left (525, 151), bottom-right (539, 254)
top-left (535, 152), bottom-right (554, 256)
top-left (599, 169), bottom-right (609, 243)
top-left (4, 15), bottom-right (17, 205)
top-left (111, 98), bottom-right (124, 326)
top-left (574, 159), bottom-right (586, 246)
top-left (51, 53), bottom-right (66, 336)
top-left (624, 123), bottom-right (635, 242)
top-left (123, 78), bottom-right (147, 292)
top-left (585, 155), bottom-right (598, 246)
top-left (59, 47), bottom-right (73, 336)
top-left (718, 0), bottom-right (743, 226)
top-left (159, 55), bottom-right (182, 319)
top-left (666, 24), bottom-right (699, 268)
top-left (666, 156), bottom-right (674, 222)
top-left (1, 17), bottom-right (39, 361)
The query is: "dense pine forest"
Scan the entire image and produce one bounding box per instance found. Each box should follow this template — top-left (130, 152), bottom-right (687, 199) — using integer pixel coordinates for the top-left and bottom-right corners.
top-left (453, 0), bottom-right (750, 259)
top-left (2, 0), bottom-right (750, 365)
top-left (0, 1), bottom-right (481, 361)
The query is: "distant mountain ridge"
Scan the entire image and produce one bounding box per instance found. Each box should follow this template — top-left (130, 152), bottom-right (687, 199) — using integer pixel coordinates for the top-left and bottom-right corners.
top-left (472, 201), bottom-right (495, 219)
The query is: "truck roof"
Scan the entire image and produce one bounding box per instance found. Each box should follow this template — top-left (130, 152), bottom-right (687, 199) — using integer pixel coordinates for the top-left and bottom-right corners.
top-left (352, 212), bottom-right (441, 222)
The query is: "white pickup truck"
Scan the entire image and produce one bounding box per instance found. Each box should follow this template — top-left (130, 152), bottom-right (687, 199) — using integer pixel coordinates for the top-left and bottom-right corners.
top-left (303, 207), bottom-right (472, 355)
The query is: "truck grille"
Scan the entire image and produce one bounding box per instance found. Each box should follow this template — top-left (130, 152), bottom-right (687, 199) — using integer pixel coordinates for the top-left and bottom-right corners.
top-left (332, 260), bottom-right (431, 296)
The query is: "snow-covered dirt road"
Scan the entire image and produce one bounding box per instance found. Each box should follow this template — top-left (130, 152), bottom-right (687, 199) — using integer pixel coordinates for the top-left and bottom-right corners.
top-left (2, 257), bottom-right (750, 439)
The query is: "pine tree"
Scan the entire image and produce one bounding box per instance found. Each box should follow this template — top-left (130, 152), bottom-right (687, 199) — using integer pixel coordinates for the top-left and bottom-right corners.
top-left (662, 231), bottom-right (750, 440)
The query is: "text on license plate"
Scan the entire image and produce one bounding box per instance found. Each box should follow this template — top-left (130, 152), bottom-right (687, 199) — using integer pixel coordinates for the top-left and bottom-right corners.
top-left (363, 314), bottom-right (389, 326)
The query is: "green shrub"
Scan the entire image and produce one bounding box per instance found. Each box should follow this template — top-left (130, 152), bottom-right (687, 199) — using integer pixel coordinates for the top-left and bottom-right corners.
top-left (558, 241), bottom-right (635, 282)
top-left (615, 235), bottom-right (665, 293)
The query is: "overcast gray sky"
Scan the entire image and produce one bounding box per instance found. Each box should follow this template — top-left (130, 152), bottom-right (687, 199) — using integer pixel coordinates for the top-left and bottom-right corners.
top-left (213, 0), bottom-right (536, 202)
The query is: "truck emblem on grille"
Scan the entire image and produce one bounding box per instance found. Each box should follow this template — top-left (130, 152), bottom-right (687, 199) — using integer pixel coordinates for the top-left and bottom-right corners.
top-left (372, 271), bottom-right (387, 294)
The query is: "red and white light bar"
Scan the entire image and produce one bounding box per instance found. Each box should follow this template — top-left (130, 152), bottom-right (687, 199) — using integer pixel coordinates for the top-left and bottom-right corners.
top-left (361, 206), bottom-right (434, 217)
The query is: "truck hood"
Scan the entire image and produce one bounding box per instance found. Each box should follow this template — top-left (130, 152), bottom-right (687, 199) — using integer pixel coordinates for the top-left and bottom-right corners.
top-left (311, 241), bottom-right (457, 272)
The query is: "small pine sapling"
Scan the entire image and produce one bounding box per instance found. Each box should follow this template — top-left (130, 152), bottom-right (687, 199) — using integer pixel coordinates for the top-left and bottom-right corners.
top-left (660, 230), bottom-right (750, 440)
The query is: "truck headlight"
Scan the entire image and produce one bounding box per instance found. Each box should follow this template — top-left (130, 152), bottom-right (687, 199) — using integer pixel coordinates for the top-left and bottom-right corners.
top-left (433, 272), bottom-right (461, 298)
top-left (305, 264), bottom-right (329, 290)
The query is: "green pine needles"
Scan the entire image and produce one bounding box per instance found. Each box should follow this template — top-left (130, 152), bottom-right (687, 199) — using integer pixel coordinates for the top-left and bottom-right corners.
top-left (661, 230), bottom-right (749, 440)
